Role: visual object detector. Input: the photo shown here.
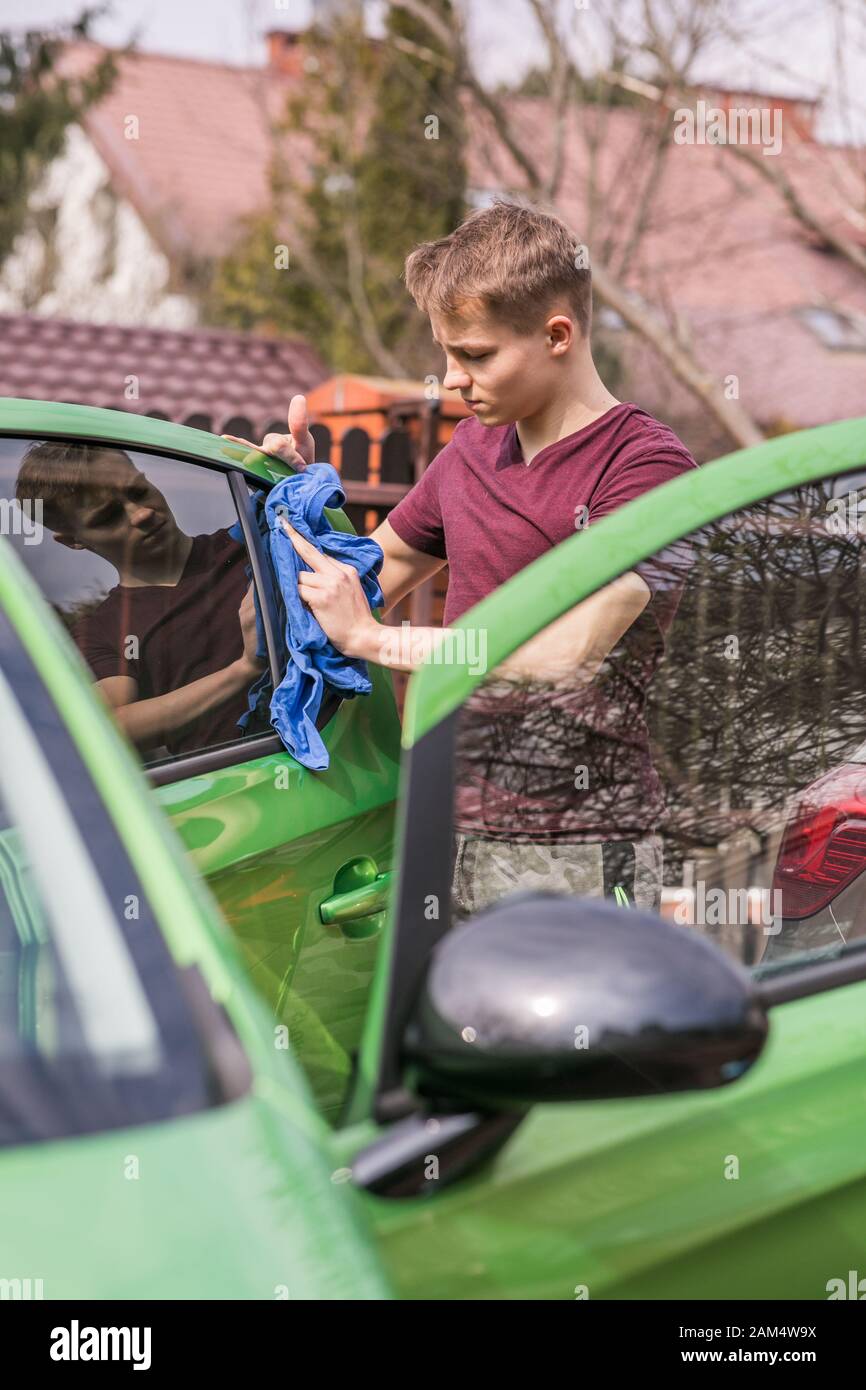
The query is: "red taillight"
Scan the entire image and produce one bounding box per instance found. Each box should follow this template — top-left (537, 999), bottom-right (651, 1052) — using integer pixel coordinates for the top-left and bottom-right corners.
top-left (773, 764), bottom-right (866, 919)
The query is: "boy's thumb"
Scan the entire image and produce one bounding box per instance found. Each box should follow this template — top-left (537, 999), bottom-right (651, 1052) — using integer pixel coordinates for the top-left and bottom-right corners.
top-left (288, 394), bottom-right (311, 444)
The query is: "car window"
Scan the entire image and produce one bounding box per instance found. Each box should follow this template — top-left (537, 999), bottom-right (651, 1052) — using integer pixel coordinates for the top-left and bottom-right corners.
top-left (0, 436), bottom-right (272, 766)
top-left (0, 658), bottom-right (213, 1147)
top-left (449, 469), bottom-right (866, 980)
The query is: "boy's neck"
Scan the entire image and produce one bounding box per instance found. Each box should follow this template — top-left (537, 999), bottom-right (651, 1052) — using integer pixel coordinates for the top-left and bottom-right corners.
top-left (515, 359), bottom-right (620, 465)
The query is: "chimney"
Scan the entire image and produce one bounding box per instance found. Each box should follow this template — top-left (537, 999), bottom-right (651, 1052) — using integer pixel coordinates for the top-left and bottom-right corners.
top-left (266, 30), bottom-right (306, 79)
top-left (707, 87), bottom-right (819, 143)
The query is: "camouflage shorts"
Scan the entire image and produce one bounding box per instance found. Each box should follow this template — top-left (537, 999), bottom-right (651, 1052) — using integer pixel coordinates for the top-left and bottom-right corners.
top-left (451, 833), bottom-right (664, 920)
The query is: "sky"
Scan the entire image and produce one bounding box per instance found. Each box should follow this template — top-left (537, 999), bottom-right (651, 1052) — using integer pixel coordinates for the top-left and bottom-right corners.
top-left (5, 0), bottom-right (865, 142)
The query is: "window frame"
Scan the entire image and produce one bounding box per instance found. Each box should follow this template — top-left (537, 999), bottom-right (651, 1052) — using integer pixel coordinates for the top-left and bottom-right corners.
top-left (0, 429), bottom-right (344, 788)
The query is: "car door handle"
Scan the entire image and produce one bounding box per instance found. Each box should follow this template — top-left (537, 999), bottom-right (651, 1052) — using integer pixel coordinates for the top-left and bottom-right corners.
top-left (320, 870), bottom-right (394, 928)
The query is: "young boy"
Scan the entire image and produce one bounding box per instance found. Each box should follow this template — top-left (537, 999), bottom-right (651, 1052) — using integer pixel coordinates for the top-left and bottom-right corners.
top-left (231, 200), bottom-right (697, 911)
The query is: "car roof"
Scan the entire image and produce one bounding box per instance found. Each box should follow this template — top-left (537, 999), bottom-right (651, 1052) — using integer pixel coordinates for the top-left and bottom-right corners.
top-left (0, 397), bottom-right (291, 487)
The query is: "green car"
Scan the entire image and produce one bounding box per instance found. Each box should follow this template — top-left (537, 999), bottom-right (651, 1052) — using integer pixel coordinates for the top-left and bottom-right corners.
top-left (3, 400), bottom-right (866, 1301)
top-left (0, 404), bottom-right (403, 1127)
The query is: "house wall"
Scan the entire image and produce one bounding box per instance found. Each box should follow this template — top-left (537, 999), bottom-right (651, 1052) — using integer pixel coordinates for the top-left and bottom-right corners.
top-left (0, 125), bottom-right (196, 328)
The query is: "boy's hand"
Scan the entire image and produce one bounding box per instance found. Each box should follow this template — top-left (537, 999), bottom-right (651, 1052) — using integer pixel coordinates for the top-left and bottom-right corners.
top-left (222, 394), bottom-right (315, 471)
top-left (281, 519), bottom-right (378, 659)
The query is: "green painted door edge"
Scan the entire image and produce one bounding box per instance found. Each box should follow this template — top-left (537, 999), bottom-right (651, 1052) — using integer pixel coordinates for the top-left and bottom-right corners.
top-left (0, 397), bottom-right (293, 486)
top-left (402, 415), bottom-right (866, 747)
top-left (0, 398), bottom-right (362, 543)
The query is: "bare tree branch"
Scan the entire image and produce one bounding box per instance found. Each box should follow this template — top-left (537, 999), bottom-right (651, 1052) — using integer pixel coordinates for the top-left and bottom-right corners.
top-left (602, 67), bottom-right (866, 279)
top-left (589, 263), bottom-right (764, 446)
top-left (342, 194), bottom-right (407, 377)
top-left (724, 142), bottom-right (866, 278)
top-left (392, 0), bottom-right (764, 448)
top-left (527, 0), bottom-right (572, 200)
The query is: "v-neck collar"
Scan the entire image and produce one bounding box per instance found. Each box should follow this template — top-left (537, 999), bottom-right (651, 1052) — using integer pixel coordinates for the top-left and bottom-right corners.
top-left (506, 402), bottom-right (633, 468)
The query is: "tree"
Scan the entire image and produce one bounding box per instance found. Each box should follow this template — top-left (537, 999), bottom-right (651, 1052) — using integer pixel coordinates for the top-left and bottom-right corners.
top-left (388, 0), bottom-right (765, 448)
top-left (0, 8), bottom-right (116, 268)
top-left (208, 2), bottom-right (466, 377)
top-left (354, 1), bottom-right (467, 370)
top-left (210, 0), bottom-right (856, 450)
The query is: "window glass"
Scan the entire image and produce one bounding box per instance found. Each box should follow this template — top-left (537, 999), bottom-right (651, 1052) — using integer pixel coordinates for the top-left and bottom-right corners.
top-left (0, 437), bottom-right (270, 764)
top-left (450, 470), bottom-right (866, 978)
top-left (0, 663), bottom-right (211, 1146)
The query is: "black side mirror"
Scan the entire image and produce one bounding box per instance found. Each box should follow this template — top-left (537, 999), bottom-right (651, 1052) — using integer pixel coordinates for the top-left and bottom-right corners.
top-left (403, 893), bottom-right (769, 1107)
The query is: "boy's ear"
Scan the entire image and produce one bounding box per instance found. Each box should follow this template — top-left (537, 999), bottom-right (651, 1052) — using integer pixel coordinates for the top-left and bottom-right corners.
top-left (53, 532), bottom-right (84, 551)
top-left (546, 314), bottom-right (575, 354)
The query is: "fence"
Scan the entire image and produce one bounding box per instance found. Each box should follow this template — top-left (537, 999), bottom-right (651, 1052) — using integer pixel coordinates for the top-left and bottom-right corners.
top-left (309, 398), bottom-right (450, 708)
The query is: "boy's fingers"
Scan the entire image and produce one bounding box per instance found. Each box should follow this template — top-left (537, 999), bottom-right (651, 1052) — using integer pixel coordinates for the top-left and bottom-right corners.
top-left (287, 395), bottom-right (307, 436)
top-left (221, 434), bottom-right (260, 451)
top-left (287, 394), bottom-right (315, 466)
top-left (279, 517), bottom-right (334, 572)
top-left (222, 430), bottom-right (307, 469)
top-left (262, 431), bottom-right (301, 463)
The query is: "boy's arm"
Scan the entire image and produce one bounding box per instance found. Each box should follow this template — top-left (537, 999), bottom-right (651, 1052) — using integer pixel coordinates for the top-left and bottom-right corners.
top-left (354, 572), bottom-right (649, 679)
top-left (284, 520), bottom-right (451, 672)
top-left (369, 518), bottom-right (447, 615)
top-left (496, 571), bottom-right (651, 682)
top-left (97, 657), bottom-right (260, 748)
top-left (284, 520), bottom-right (649, 678)
top-left (93, 585), bottom-right (265, 748)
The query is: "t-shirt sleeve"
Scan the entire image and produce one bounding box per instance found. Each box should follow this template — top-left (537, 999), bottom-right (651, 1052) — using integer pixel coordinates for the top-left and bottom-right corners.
top-left (589, 449), bottom-right (696, 527)
top-left (386, 444), bottom-right (449, 559)
top-left (590, 449), bottom-right (697, 599)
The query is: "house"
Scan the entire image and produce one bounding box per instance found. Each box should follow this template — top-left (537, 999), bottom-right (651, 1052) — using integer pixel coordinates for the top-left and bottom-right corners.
top-left (470, 91), bottom-right (866, 455)
top-left (0, 33), bottom-right (309, 327)
top-left (1, 27), bottom-right (864, 458)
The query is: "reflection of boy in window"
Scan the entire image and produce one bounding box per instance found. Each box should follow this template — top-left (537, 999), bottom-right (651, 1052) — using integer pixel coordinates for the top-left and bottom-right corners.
top-left (16, 444), bottom-right (264, 757)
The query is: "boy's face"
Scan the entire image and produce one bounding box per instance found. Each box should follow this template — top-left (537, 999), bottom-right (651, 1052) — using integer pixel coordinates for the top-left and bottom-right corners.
top-left (431, 303), bottom-right (575, 427)
top-left (53, 453), bottom-right (181, 571)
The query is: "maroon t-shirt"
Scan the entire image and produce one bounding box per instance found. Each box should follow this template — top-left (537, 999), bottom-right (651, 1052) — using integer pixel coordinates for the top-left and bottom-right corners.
top-left (388, 403), bottom-right (697, 841)
top-left (388, 403), bottom-right (696, 622)
top-left (74, 528), bottom-right (251, 758)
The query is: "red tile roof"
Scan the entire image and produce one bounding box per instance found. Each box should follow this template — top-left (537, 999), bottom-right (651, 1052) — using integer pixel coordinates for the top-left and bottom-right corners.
top-left (59, 42), bottom-right (298, 262)
top-left (0, 314), bottom-right (328, 435)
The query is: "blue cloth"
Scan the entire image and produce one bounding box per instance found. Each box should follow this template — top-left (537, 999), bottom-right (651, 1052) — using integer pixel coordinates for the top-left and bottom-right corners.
top-left (264, 464), bottom-right (383, 770)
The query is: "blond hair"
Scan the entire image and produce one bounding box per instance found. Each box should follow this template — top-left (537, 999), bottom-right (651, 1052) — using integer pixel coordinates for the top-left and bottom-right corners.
top-left (405, 200), bottom-right (592, 336)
